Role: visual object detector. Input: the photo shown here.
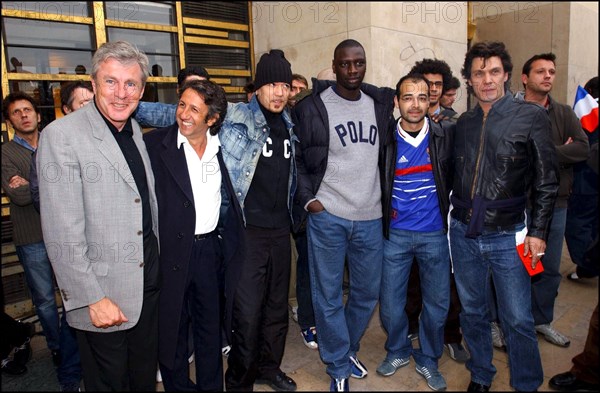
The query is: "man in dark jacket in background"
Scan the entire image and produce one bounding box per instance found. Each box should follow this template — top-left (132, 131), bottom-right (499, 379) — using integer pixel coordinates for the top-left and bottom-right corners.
top-left (518, 53), bottom-right (589, 347)
top-left (565, 76), bottom-right (599, 280)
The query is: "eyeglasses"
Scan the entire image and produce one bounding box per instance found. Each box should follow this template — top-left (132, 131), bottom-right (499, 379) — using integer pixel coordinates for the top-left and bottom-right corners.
top-left (428, 81), bottom-right (443, 88)
top-left (101, 78), bottom-right (139, 94)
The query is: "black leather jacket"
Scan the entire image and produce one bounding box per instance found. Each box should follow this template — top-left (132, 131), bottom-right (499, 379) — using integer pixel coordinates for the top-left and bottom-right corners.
top-left (382, 118), bottom-right (455, 239)
top-left (291, 78), bottom-right (395, 232)
top-left (451, 93), bottom-right (559, 240)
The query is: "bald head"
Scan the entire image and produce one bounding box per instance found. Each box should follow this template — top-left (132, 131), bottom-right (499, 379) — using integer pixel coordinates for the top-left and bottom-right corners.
top-left (317, 67), bottom-right (336, 81)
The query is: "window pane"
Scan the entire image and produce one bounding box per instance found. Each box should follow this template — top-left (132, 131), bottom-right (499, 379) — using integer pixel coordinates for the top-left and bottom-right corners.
top-left (105, 1), bottom-right (174, 25)
top-left (1, 2), bottom-right (90, 17)
top-left (145, 55), bottom-right (178, 77)
top-left (7, 47), bottom-right (92, 75)
top-left (3, 18), bottom-right (93, 49)
top-left (141, 83), bottom-right (177, 104)
top-left (107, 28), bottom-right (178, 75)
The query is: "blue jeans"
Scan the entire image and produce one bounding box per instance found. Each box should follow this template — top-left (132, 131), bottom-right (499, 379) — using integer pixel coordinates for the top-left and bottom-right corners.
top-left (307, 211), bottom-right (382, 380)
top-left (380, 228), bottom-right (450, 369)
top-left (529, 207), bottom-right (567, 324)
top-left (449, 219), bottom-right (543, 391)
top-left (16, 241), bottom-right (81, 385)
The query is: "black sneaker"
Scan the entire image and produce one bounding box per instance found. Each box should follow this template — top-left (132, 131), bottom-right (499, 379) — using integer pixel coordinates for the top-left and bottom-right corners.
top-left (256, 371), bottom-right (297, 391)
top-left (13, 337), bottom-right (32, 366)
top-left (1, 358), bottom-right (27, 376)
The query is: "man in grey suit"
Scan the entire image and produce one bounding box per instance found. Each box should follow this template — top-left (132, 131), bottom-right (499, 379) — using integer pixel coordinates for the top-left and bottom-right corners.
top-left (37, 41), bottom-right (160, 391)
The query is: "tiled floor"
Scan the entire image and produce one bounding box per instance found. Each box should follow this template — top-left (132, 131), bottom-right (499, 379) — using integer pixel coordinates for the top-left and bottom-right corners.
top-left (2, 242), bottom-right (597, 391)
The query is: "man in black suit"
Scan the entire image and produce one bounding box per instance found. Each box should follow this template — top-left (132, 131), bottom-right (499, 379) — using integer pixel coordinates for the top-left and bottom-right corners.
top-left (144, 80), bottom-right (242, 390)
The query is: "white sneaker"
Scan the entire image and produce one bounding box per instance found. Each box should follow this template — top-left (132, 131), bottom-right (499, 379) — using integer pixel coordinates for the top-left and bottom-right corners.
top-left (535, 324), bottom-right (571, 347)
top-left (349, 355), bottom-right (368, 379)
top-left (301, 327), bottom-right (318, 350)
top-left (490, 321), bottom-right (506, 349)
top-left (222, 345), bottom-right (231, 357)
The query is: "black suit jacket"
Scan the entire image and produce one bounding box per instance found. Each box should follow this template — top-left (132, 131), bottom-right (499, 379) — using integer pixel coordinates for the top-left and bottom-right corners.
top-left (144, 124), bottom-right (244, 368)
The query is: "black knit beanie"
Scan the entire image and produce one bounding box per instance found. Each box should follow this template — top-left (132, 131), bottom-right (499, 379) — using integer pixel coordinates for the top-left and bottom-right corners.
top-left (253, 49), bottom-right (292, 90)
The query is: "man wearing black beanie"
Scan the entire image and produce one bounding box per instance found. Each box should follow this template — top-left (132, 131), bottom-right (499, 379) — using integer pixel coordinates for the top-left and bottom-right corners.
top-left (220, 49), bottom-right (298, 391)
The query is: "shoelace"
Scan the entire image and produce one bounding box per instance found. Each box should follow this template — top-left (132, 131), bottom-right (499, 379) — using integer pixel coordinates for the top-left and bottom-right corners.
top-left (418, 366), bottom-right (433, 379)
top-left (1, 358), bottom-right (11, 368)
top-left (350, 357), bottom-right (363, 369)
top-left (390, 358), bottom-right (406, 368)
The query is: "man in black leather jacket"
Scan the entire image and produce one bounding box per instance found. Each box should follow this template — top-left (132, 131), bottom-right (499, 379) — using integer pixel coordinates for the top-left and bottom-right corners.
top-left (449, 41), bottom-right (558, 393)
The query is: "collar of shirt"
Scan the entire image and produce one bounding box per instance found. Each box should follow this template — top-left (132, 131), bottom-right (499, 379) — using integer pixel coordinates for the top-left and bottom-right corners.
top-left (94, 100), bottom-right (134, 137)
top-left (12, 133), bottom-right (39, 152)
top-left (177, 128), bottom-right (222, 234)
top-left (177, 128), bottom-right (221, 160)
top-left (396, 117), bottom-right (429, 148)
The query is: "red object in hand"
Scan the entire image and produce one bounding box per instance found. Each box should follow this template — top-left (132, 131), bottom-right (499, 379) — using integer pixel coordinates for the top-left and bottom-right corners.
top-left (517, 242), bottom-right (544, 276)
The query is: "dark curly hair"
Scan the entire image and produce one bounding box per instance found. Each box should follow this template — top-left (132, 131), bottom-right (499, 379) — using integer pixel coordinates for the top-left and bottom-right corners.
top-left (461, 41), bottom-right (513, 94)
top-left (410, 59), bottom-right (453, 92)
top-left (178, 79), bottom-right (227, 135)
top-left (447, 76), bottom-right (461, 90)
top-left (177, 66), bottom-right (210, 88)
top-left (2, 91), bottom-right (39, 120)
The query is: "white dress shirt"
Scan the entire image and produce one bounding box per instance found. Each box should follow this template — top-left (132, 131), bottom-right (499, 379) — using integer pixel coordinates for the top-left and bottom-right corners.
top-left (177, 129), bottom-right (222, 234)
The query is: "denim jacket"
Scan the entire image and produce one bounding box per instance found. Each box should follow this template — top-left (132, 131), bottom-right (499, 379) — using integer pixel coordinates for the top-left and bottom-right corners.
top-left (219, 95), bottom-right (298, 225)
top-left (134, 101), bottom-right (177, 128)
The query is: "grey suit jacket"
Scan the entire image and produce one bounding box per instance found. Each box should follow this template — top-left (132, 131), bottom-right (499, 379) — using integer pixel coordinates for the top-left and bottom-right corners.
top-left (37, 102), bottom-right (159, 332)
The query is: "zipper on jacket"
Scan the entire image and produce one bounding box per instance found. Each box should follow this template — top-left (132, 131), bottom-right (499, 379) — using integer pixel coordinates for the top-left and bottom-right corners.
top-left (468, 112), bottom-right (488, 219)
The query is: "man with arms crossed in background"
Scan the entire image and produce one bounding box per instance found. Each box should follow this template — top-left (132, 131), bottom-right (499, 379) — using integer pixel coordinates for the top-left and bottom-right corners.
top-left (2, 92), bottom-right (82, 391)
top-left (519, 52), bottom-right (588, 347)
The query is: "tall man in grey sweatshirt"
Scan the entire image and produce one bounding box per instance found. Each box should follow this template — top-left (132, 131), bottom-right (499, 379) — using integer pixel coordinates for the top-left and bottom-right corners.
top-left (292, 39), bottom-right (395, 392)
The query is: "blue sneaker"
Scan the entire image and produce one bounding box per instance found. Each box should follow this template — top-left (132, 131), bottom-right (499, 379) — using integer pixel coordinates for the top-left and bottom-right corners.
top-left (301, 327), bottom-right (318, 349)
top-left (330, 377), bottom-right (349, 391)
top-left (376, 356), bottom-right (410, 376)
top-left (415, 363), bottom-right (447, 391)
top-left (349, 355), bottom-right (368, 379)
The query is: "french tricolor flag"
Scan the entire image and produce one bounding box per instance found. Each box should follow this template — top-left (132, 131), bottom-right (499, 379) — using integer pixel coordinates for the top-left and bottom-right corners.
top-left (573, 85), bottom-right (599, 133)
